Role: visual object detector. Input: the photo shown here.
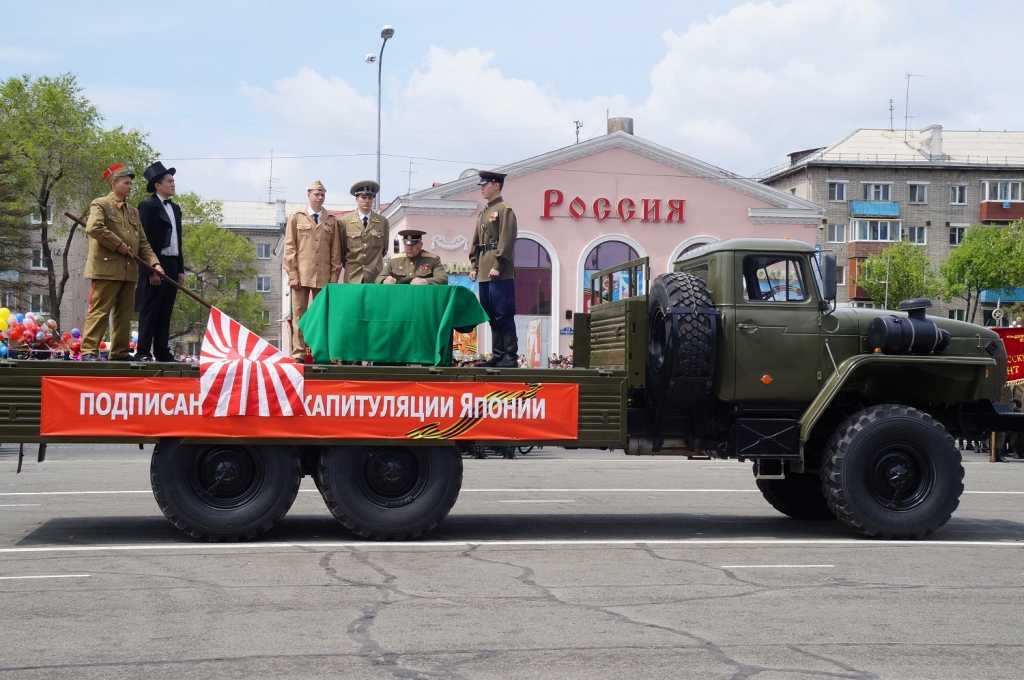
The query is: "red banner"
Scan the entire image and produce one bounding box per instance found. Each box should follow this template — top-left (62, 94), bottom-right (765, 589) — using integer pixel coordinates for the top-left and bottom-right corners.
top-left (41, 377), bottom-right (578, 440)
top-left (995, 328), bottom-right (1024, 385)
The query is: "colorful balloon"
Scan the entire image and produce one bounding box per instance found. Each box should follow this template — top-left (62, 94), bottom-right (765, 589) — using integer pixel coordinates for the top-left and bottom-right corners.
top-left (0, 345), bottom-right (7, 358)
top-left (0, 307), bottom-right (9, 320)
top-left (99, 341), bottom-right (107, 350)
top-left (15, 313), bottom-right (24, 323)
top-left (46, 319), bottom-right (57, 330)
top-left (0, 319), bottom-right (6, 333)
top-left (71, 328), bottom-right (81, 339)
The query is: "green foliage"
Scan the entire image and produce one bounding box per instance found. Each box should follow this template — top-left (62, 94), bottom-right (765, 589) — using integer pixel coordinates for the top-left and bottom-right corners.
top-left (0, 153), bottom-right (30, 276)
top-left (169, 196), bottom-right (265, 348)
top-left (0, 73), bottom-right (155, 325)
top-left (858, 240), bottom-right (940, 310)
top-left (941, 222), bottom-right (1024, 323)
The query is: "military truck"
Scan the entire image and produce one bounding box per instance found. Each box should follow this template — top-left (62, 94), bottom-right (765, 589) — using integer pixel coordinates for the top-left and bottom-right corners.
top-left (1, 238), bottom-right (1018, 542)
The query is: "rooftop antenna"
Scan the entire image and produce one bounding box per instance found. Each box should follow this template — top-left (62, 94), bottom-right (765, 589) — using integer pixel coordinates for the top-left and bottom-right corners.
top-left (888, 99), bottom-right (894, 131)
top-left (267, 150), bottom-right (283, 202)
top-left (404, 158), bottom-right (420, 196)
top-left (574, 120), bottom-right (583, 144)
top-left (904, 73), bottom-right (924, 141)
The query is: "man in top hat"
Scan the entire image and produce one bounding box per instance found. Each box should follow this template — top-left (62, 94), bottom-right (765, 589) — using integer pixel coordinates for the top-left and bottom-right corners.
top-left (376, 230), bottom-right (448, 285)
top-left (469, 170), bottom-right (518, 368)
top-left (134, 161), bottom-right (184, 361)
top-left (81, 164), bottom-right (164, 361)
top-left (340, 180), bottom-right (389, 283)
top-left (283, 180), bottom-right (342, 360)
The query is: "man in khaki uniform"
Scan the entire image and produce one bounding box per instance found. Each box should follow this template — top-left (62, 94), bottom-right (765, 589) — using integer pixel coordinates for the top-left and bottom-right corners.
top-left (81, 164), bottom-right (164, 361)
top-left (284, 180), bottom-right (342, 360)
top-left (376, 230), bottom-right (448, 285)
top-left (340, 180), bottom-right (389, 283)
top-left (469, 170), bottom-right (518, 368)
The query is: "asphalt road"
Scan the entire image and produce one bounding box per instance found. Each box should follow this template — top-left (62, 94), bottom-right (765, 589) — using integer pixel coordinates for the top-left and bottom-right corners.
top-left (0, 443), bottom-right (1021, 679)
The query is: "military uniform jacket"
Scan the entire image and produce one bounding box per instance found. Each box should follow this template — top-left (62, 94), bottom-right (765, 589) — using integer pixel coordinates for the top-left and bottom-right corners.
top-left (283, 209), bottom-right (343, 289)
top-left (469, 196), bottom-right (517, 282)
top-left (375, 250), bottom-right (448, 285)
top-left (83, 192), bottom-right (160, 281)
top-left (340, 211), bottom-right (390, 283)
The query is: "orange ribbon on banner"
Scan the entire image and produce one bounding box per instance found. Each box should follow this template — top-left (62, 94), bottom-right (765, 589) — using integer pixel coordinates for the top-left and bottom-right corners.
top-left (40, 377), bottom-right (579, 440)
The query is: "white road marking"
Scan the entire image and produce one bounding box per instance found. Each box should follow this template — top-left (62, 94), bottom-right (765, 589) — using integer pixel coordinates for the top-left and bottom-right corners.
top-left (0, 539), bottom-right (1020, 554)
top-left (0, 574), bottom-right (90, 580)
top-left (0, 491), bottom-right (150, 496)
top-left (964, 491), bottom-right (1024, 495)
top-left (721, 564), bottom-right (834, 569)
top-left (498, 500), bottom-right (575, 503)
top-left (2, 488), bottom-right (1020, 496)
top-left (0, 504), bottom-right (41, 507)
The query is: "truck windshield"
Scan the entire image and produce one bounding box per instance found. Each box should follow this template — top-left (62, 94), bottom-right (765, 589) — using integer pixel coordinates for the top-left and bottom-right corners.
top-left (810, 255), bottom-right (826, 301)
top-left (741, 255), bottom-right (807, 302)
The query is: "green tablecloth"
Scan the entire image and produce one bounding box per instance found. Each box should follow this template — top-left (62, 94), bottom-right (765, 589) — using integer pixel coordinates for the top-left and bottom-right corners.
top-left (298, 284), bottom-right (489, 365)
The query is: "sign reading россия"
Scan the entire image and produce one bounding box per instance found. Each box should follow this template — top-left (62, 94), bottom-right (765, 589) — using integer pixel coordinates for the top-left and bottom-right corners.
top-left (40, 377), bottom-right (578, 440)
top-left (541, 189), bottom-right (685, 222)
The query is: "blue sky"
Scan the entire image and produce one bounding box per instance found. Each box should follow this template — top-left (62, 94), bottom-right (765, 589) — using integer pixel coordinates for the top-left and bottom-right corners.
top-left (3, 0), bottom-right (1022, 205)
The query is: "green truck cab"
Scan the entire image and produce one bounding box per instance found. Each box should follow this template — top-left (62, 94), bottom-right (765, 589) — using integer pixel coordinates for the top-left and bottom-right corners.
top-left (1, 238), bottom-right (1018, 543)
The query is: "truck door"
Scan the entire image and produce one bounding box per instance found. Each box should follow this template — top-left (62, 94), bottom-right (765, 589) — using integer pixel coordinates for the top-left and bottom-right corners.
top-left (733, 252), bottom-right (822, 402)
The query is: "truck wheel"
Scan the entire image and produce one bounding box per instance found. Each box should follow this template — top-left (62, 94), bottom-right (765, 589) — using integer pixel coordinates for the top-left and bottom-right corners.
top-left (646, 272), bottom-right (715, 406)
top-left (755, 466), bottom-right (834, 520)
top-left (820, 405), bottom-right (964, 539)
top-left (151, 439), bottom-right (301, 542)
top-left (317, 445), bottom-right (463, 540)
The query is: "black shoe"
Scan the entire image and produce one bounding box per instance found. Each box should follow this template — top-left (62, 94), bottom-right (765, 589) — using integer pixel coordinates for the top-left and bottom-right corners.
top-left (80, 353), bottom-right (99, 362)
top-left (134, 354), bottom-right (153, 362)
top-left (496, 333), bottom-right (518, 368)
top-left (108, 355), bottom-right (133, 361)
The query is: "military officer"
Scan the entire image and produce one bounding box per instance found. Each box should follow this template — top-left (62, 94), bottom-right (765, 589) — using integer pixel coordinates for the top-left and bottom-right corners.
top-left (340, 180), bottom-right (390, 283)
top-left (376, 230), bottom-right (448, 285)
top-left (81, 164), bottom-right (164, 361)
top-left (469, 170), bottom-right (518, 368)
top-left (283, 180), bottom-right (342, 360)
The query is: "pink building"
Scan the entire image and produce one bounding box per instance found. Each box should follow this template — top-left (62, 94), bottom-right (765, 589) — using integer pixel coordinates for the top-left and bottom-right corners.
top-left (384, 121), bottom-right (824, 362)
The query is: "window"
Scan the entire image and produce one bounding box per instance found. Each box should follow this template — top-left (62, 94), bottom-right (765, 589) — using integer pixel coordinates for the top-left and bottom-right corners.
top-left (256, 243), bottom-right (271, 259)
top-left (514, 238), bottom-right (552, 315)
top-left (30, 250), bottom-right (45, 270)
top-left (902, 226), bottom-right (927, 244)
top-left (835, 265), bottom-right (846, 286)
top-left (863, 183), bottom-right (891, 201)
top-left (950, 227), bottom-right (966, 245)
top-left (950, 185), bottom-right (967, 205)
top-left (853, 301), bottom-right (881, 309)
top-left (851, 220), bottom-right (900, 242)
top-left (908, 184), bottom-right (928, 204)
top-left (255, 276), bottom-right (271, 292)
top-left (261, 310), bottom-right (271, 323)
top-left (828, 182), bottom-right (846, 201)
top-left (948, 309), bottom-right (966, 321)
top-left (826, 224), bottom-right (845, 243)
top-left (790, 187), bottom-right (796, 195)
top-left (583, 240), bottom-right (641, 310)
top-left (741, 256), bottom-right (807, 302)
top-left (29, 294), bottom-right (50, 314)
top-left (187, 342), bottom-right (200, 356)
top-left (29, 204), bottom-right (53, 225)
top-left (982, 181), bottom-right (1023, 202)
top-left (1, 291), bottom-right (16, 308)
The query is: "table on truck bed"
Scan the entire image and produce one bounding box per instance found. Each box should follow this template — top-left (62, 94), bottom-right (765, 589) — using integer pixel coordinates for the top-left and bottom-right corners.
top-left (298, 284), bottom-right (489, 366)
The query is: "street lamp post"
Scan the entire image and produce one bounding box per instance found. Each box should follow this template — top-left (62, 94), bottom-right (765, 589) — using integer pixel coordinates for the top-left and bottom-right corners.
top-left (365, 25), bottom-right (394, 211)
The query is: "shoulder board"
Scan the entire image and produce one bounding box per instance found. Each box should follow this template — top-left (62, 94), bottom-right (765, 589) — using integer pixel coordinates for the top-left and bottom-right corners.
top-left (501, 202), bottom-right (510, 209)
top-left (289, 209), bottom-right (307, 218)
top-left (94, 196), bottom-right (112, 208)
top-left (370, 216), bottom-right (381, 223)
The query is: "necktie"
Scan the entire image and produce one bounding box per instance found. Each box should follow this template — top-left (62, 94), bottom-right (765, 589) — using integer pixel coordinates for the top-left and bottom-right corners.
top-left (363, 216), bottom-right (368, 227)
top-left (312, 213), bottom-right (319, 224)
top-left (162, 199), bottom-right (171, 206)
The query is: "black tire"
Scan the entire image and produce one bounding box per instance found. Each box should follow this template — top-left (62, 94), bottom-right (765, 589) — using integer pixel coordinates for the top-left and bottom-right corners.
top-left (516, 446), bottom-right (534, 455)
top-left (820, 404), bottom-right (964, 539)
top-left (317, 445), bottom-right (462, 540)
top-left (646, 272), bottom-right (715, 407)
top-left (755, 466), bottom-right (835, 520)
top-left (151, 439), bottom-right (301, 542)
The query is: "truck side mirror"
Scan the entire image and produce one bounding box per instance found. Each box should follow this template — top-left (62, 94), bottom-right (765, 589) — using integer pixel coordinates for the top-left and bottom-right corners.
top-left (821, 252), bottom-right (837, 303)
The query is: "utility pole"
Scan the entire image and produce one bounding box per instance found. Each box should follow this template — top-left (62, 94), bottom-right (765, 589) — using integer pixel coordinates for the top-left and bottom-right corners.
top-left (404, 158), bottom-right (420, 196)
top-left (904, 73), bottom-right (924, 141)
top-left (888, 99), bottom-right (894, 131)
top-left (573, 120), bottom-right (583, 144)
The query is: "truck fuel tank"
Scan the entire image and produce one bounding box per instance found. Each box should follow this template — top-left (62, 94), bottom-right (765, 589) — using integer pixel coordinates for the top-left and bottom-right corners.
top-left (866, 298), bottom-right (951, 356)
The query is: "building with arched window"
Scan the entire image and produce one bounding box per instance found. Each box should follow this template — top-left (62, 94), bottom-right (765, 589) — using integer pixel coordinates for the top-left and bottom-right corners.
top-left (384, 121), bottom-right (823, 362)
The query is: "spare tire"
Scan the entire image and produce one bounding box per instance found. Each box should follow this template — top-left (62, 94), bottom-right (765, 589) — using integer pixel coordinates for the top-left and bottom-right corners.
top-left (646, 272), bottom-right (715, 407)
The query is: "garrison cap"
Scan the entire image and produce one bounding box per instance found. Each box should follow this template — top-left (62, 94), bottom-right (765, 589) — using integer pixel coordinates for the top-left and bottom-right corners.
top-left (103, 164), bottom-right (134, 183)
top-left (477, 170), bottom-right (506, 186)
top-left (143, 161), bottom-right (176, 193)
top-left (307, 179), bottom-right (326, 192)
top-left (399, 229), bottom-right (426, 244)
top-left (350, 180), bottom-right (379, 197)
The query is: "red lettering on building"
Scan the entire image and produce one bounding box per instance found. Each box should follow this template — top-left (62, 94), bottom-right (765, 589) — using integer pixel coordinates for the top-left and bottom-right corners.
top-left (642, 198), bottom-right (661, 221)
top-left (593, 198), bottom-right (611, 221)
top-left (541, 189), bottom-right (563, 219)
top-left (569, 197), bottom-right (586, 220)
top-left (666, 199), bottom-right (685, 222)
top-left (616, 198), bottom-right (636, 221)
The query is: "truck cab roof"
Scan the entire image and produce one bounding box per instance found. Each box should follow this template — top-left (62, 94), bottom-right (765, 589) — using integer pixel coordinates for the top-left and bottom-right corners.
top-left (676, 238), bottom-right (815, 264)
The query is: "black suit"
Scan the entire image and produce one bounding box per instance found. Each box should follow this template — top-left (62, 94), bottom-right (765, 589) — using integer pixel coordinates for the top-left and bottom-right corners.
top-left (135, 193), bottom-right (184, 360)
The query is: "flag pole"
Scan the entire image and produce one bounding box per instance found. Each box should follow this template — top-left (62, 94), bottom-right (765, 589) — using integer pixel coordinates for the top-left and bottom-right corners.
top-left (64, 211), bottom-right (213, 310)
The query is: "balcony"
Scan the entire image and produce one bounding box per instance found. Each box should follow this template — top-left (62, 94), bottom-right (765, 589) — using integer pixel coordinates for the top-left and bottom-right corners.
top-left (849, 200), bottom-right (900, 218)
top-left (980, 201), bottom-right (1024, 222)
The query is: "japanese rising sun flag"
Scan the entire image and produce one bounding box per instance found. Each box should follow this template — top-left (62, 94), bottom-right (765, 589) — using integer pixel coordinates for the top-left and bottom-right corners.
top-left (199, 307), bottom-right (305, 417)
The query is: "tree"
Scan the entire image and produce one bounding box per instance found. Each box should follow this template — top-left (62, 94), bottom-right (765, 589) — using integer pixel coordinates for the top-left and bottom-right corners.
top-left (168, 193), bottom-right (266, 351)
top-left (0, 73), bottom-right (155, 327)
top-left (940, 223), bottom-right (1024, 323)
top-left (0, 153), bottom-right (30, 281)
top-left (858, 240), bottom-right (940, 310)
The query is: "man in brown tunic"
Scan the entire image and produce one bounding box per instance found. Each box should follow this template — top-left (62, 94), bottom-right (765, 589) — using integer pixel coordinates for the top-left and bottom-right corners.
top-left (376, 230), bottom-right (448, 285)
top-left (81, 164), bottom-right (164, 361)
top-left (283, 180), bottom-right (342, 360)
top-left (339, 180), bottom-right (389, 283)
